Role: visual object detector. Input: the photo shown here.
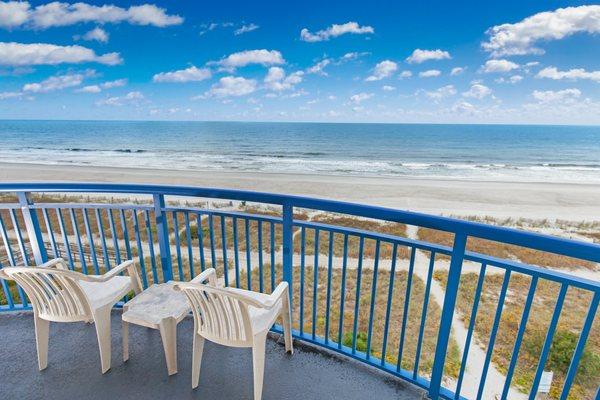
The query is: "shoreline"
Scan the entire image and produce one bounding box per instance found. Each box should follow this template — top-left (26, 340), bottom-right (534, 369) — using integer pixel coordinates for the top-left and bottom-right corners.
top-left (1, 161), bottom-right (599, 220)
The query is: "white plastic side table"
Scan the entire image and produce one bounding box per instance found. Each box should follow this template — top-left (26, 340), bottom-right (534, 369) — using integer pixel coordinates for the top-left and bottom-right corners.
top-left (122, 281), bottom-right (190, 375)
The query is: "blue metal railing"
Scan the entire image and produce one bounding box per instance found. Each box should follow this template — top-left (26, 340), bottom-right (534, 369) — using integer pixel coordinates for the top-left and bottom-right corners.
top-left (0, 182), bottom-right (599, 400)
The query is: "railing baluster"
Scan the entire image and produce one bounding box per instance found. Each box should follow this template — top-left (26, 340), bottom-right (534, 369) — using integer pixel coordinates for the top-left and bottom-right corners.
top-left (42, 208), bottom-right (59, 258)
top-left (10, 209), bottom-right (30, 267)
top-left (107, 209), bottom-right (121, 265)
top-left (312, 228), bottom-right (320, 340)
top-left (337, 233), bottom-right (349, 350)
top-left (119, 209), bottom-right (132, 260)
top-left (184, 212), bottom-right (194, 278)
top-left (95, 209), bottom-right (110, 271)
top-left (153, 194), bottom-right (172, 282)
top-left (559, 291), bottom-right (599, 400)
top-left (414, 251), bottom-right (436, 378)
top-left (172, 211), bottom-right (184, 281)
top-left (0, 259), bottom-right (14, 309)
top-left (220, 215), bottom-right (228, 287)
top-left (501, 275), bottom-right (538, 400)
top-left (352, 236), bottom-right (364, 354)
top-left (56, 209), bottom-right (74, 270)
top-left (477, 270), bottom-right (512, 400)
top-left (366, 239), bottom-right (380, 359)
top-left (144, 210), bottom-right (158, 283)
top-left (0, 213), bottom-right (17, 266)
top-left (397, 246), bottom-right (416, 371)
top-left (69, 209), bottom-right (88, 274)
top-left (245, 218), bottom-right (252, 290)
top-left (299, 226), bottom-right (306, 336)
top-left (380, 243), bottom-right (398, 364)
top-left (258, 220), bottom-right (264, 293)
top-left (270, 221), bottom-right (275, 291)
top-left (82, 209), bottom-right (100, 275)
top-left (324, 231), bottom-right (334, 344)
top-left (196, 213), bottom-right (206, 272)
top-left (430, 233), bottom-right (467, 400)
top-left (528, 284), bottom-right (568, 399)
top-left (132, 210), bottom-right (148, 289)
top-left (282, 203), bottom-right (293, 295)
top-left (455, 262), bottom-right (487, 399)
top-left (0, 212), bottom-right (26, 306)
top-left (17, 192), bottom-right (48, 265)
top-left (233, 216), bottom-right (240, 288)
top-left (208, 214), bottom-right (217, 269)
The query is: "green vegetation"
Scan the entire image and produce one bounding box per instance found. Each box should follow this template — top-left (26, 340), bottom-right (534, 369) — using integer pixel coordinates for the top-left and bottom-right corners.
top-left (239, 263), bottom-right (461, 378)
top-left (434, 271), bottom-right (600, 399)
top-left (418, 227), bottom-right (597, 271)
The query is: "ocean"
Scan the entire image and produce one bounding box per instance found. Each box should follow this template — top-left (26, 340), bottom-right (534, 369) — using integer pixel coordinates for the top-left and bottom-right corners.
top-left (1, 120), bottom-right (600, 184)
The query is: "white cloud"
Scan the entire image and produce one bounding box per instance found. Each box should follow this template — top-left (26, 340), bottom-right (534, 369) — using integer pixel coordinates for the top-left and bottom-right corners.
top-left (419, 69), bottom-right (441, 78)
top-left (382, 85), bottom-right (396, 91)
top-left (340, 52), bottom-right (368, 61)
top-left (536, 66), bottom-right (600, 83)
top-left (97, 91), bottom-right (145, 106)
top-left (77, 78), bottom-right (127, 93)
top-left (214, 49), bottom-right (284, 70)
top-left (234, 23), bottom-right (259, 35)
top-left (0, 1), bottom-right (183, 30)
top-left (0, 91), bottom-right (23, 100)
top-left (423, 85), bottom-right (456, 100)
top-left (496, 75), bottom-right (524, 84)
top-left (399, 70), bottom-right (412, 79)
top-left (80, 27), bottom-right (109, 43)
top-left (0, 42), bottom-right (121, 66)
top-left (532, 88), bottom-right (581, 103)
top-left (481, 59), bottom-right (519, 73)
top-left (23, 72), bottom-right (86, 93)
top-left (204, 76), bottom-right (257, 98)
top-left (482, 5), bottom-right (600, 57)
top-left (300, 21), bottom-right (374, 42)
top-left (264, 67), bottom-right (303, 91)
top-left (153, 66), bottom-right (211, 83)
top-left (77, 85), bottom-right (101, 93)
top-left (350, 92), bottom-right (373, 103)
top-left (406, 49), bottom-right (451, 64)
top-left (101, 78), bottom-right (127, 89)
top-left (0, 1), bottom-right (30, 28)
top-left (307, 59), bottom-right (331, 75)
top-left (366, 60), bottom-right (397, 81)
top-left (450, 67), bottom-right (465, 76)
top-left (462, 84), bottom-right (492, 99)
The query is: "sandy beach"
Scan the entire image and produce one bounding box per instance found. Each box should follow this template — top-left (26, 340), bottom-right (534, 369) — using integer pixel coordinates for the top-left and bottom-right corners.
top-left (1, 161), bottom-right (599, 221)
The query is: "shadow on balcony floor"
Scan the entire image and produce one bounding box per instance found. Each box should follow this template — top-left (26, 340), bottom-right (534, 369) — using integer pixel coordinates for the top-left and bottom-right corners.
top-left (0, 311), bottom-right (424, 400)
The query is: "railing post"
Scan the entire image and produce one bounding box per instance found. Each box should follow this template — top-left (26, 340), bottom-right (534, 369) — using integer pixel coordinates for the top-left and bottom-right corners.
top-left (17, 192), bottom-right (48, 265)
top-left (282, 202), bottom-right (293, 297)
top-left (429, 232), bottom-right (467, 399)
top-left (153, 194), bottom-right (173, 282)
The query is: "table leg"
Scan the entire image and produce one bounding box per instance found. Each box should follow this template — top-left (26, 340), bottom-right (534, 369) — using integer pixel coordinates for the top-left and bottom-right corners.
top-left (122, 320), bottom-right (129, 362)
top-left (159, 317), bottom-right (177, 375)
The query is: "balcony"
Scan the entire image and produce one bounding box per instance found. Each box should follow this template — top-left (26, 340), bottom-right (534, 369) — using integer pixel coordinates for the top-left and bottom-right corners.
top-left (1, 183), bottom-right (599, 400)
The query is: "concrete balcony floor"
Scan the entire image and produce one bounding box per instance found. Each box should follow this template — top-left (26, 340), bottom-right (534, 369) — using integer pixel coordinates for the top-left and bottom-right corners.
top-left (0, 311), bottom-right (424, 400)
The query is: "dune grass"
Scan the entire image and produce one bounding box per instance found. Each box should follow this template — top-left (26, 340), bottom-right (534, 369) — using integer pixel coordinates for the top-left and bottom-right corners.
top-left (434, 270), bottom-right (600, 400)
top-left (417, 227), bottom-right (597, 271)
top-left (293, 215), bottom-right (409, 259)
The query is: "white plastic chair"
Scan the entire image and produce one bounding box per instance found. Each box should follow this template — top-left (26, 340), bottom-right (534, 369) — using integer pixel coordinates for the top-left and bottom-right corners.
top-left (0, 258), bottom-right (142, 373)
top-left (174, 268), bottom-right (293, 400)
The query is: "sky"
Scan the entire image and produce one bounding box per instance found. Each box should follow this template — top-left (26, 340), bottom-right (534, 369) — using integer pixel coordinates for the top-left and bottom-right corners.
top-left (0, 0), bottom-right (599, 124)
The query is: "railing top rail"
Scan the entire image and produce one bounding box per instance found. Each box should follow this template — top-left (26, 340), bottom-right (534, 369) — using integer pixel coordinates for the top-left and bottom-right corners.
top-left (1, 182), bottom-right (599, 263)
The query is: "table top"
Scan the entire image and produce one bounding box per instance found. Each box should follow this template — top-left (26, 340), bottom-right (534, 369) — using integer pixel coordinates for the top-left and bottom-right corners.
top-left (122, 281), bottom-right (190, 326)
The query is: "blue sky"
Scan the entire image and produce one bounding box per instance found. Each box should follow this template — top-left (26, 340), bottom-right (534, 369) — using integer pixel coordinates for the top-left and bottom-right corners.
top-left (0, 0), bottom-right (599, 124)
